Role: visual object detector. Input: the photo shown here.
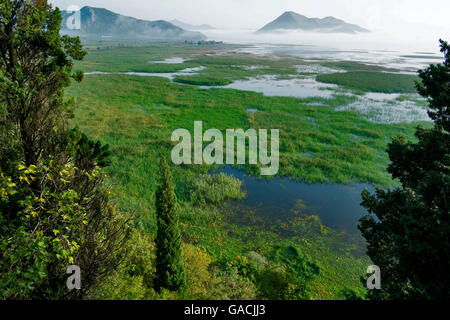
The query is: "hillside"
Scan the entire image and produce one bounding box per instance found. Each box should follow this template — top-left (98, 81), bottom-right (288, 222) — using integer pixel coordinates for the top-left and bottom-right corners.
top-left (60, 6), bottom-right (206, 41)
top-left (257, 11), bottom-right (369, 34)
top-left (171, 19), bottom-right (215, 30)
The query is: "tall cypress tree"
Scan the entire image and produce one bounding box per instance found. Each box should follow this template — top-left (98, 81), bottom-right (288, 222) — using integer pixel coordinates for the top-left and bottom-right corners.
top-left (155, 157), bottom-right (186, 293)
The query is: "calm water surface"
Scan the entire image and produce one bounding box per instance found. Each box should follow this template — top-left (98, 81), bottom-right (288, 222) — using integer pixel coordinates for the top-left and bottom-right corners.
top-left (218, 167), bottom-right (375, 234)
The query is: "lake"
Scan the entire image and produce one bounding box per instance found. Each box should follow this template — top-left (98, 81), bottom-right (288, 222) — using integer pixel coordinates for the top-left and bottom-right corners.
top-left (217, 166), bottom-right (375, 234)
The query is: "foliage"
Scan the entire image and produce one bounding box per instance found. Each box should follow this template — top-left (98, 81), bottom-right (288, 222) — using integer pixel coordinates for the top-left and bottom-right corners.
top-left (0, 162), bottom-right (83, 298)
top-left (69, 71), bottom-right (426, 189)
top-left (317, 71), bottom-right (418, 93)
top-left (189, 173), bottom-right (245, 205)
top-left (269, 246), bottom-right (320, 298)
top-left (0, 160), bottom-right (127, 299)
top-left (67, 43), bottom-right (414, 299)
top-left (182, 244), bottom-right (258, 300)
top-left (94, 239), bottom-right (256, 300)
top-left (416, 39), bottom-right (450, 132)
top-left (93, 229), bottom-right (154, 300)
top-left (67, 127), bottom-right (111, 168)
top-left (155, 157), bottom-right (186, 293)
top-left (0, 0), bottom-right (86, 167)
top-left (340, 288), bottom-right (365, 300)
top-left (316, 71), bottom-right (417, 93)
top-left (174, 75), bottom-right (232, 86)
top-left (219, 246), bottom-right (320, 300)
top-left (207, 268), bottom-right (258, 300)
top-left (0, 4), bottom-right (390, 300)
top-left (93, 273), bottom-right (148, 300)
top-left (0, 1), bottom-right (128, 299)
top-left (359, 40), bottom-right (450, 300)
top-left (320, 61), bottom-right (398, 72)
top-left (182, 244), bottom-right (213, 299)
top-left (250, 246), bottom-right (319, 300)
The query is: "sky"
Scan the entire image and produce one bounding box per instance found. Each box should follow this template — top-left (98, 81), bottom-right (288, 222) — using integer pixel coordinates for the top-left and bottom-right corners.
top-left (50, 0), bottom-right (450, 32)
top-left (50, 0), bottom-right (450, 51)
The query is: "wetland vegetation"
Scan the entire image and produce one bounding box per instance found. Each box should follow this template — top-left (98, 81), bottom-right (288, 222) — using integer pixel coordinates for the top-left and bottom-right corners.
top-left (63, 42), bottom-right (432, 299)
top-left (1, 1), bottom-right (447, 302)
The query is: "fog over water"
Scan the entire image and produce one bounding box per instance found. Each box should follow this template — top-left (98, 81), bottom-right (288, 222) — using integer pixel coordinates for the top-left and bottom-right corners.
top-left (203, 28), bottom-right (446, 56)
top-left (51, 0), bottom-right (450, 53)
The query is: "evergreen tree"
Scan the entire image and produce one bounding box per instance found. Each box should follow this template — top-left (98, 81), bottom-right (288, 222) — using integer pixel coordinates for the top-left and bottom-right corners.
top-left (359, 40), bottom-right (449, 300)
top-left (0, 1), bottom-right (128, 299)
top-left (155, 157), bottom-right (186, 293)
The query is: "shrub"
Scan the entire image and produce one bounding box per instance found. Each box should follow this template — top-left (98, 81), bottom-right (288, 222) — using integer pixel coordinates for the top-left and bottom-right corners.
top-left (189, 173), bottom-right (245, 205)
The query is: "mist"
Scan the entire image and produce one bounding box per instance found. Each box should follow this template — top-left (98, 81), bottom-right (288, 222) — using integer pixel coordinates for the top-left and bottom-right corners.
top-left (50, 0), bottom-right (450, 53)
top-left (201, 28), bottom-right (447, 54)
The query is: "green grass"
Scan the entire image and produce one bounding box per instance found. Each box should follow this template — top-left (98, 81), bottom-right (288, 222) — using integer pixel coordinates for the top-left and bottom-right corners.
top-left (66, 44), bottom-right (430, 299)
top-left (187, 173), bottom-right (245, 205)
top-left (179, 203), bottom-right (370, 299)
top-left (75, 42), bottom-right (224, 73)
top-left (320, 61), bottom-right (400, 72)
top-left (170, 54), bottom-right (301, 86)
top-left (174, 75), bottom-right (233, 86)
top-left (76, 44), bottom-right (303, 86)
top-left (316, 71), bottom-right (419, 93)
top-left (70, 74), bottom-right (422, 186)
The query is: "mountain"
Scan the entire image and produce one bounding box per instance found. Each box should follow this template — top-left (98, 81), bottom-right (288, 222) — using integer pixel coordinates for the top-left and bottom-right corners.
top-left (170, 19), bottom-right (215, 31)
top-left (60, 6), bottom-right (206, 41)
top-left (257, 11), bottom-right (369, 34)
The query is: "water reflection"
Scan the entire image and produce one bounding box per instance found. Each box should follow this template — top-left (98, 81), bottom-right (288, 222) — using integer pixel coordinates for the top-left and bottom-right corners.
top-left (206, 75), bottom-right (337, 98)
top-left (217, 166), bottom-right (375, 234)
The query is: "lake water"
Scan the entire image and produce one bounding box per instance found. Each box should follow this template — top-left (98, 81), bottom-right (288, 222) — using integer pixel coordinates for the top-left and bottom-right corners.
top-left (150, 57), bottom-right (186, 64)
top-left (337, 94), bottom-right (429, 124)
top-left (203, 75), bottom-right (338, 98)
top-left (201, 74), bottom-right (429, 123)
top-left (217, 167), bottom-right (375, 234)
top-left (85, 66), bottom-right (205, 80)
top-left (232, 43), bottom-right (444, 73)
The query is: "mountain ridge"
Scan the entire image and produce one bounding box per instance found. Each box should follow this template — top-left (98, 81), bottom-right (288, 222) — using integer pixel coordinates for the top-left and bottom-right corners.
top-left (257, 11), bottom-right (369, 34)
top-left (170, 19), bottom-right (215, 31)
top-left (60, 6), bottom-right (206, 41)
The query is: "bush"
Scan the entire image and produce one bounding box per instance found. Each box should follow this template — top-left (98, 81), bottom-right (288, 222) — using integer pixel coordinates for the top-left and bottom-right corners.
top-left (183, 244), bottom-right (214, 299)
top-left (0, 161), bottom-right (128, 299)
top-left (189, 173), bottom-right (245, 205)
top-left (208, 269), bottom-right (258, 300)
top-left (92, 229), bottom-right (155, 300)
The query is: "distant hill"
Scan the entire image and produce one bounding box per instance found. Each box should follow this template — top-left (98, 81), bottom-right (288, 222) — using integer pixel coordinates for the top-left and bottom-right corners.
top-left (170, 19), bottom-right (215, 31)
top-left (257, 11), bottom-right (369, 34)
top-left (60, 6), bottom-right (206, 41)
